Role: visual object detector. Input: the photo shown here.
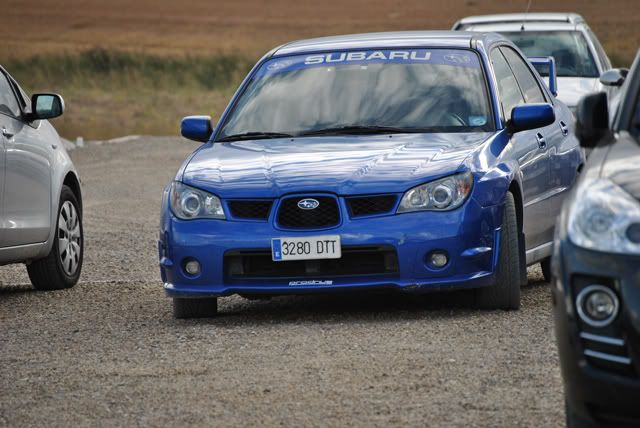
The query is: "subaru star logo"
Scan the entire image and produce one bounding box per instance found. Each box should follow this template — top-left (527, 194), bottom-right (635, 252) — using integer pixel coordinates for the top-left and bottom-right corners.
top-left (297, 198), bottom-right (320, 210)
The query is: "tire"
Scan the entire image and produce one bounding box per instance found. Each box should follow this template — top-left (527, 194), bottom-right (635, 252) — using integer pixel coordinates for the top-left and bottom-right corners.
top-left (475, 191), bottom-right (521, 310)
top-left (27, 185), bottom-right (83, 290)
top-left (173, 298), bottom-right (218, 319)
top-left (541, 257), bottom-right (552, 282)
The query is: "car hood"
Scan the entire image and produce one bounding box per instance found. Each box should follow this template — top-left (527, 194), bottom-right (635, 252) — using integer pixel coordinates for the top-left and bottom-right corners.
top-left (181, 133), bottom-right (493, 198)
top-left (556, 77), bottom-right (600, 107)
top-left (599, 132), bottom-right (640, 201)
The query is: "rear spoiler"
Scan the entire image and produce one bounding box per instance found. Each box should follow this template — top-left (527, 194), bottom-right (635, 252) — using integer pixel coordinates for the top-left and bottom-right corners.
top-left (527, 56), bottom-right (558, 97)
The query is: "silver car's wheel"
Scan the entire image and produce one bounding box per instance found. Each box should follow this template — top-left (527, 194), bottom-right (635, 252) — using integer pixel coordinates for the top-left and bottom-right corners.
top-left (28, 185), bottom-right (83, 290)
top-left (58, 201), bottom-right (82, 276)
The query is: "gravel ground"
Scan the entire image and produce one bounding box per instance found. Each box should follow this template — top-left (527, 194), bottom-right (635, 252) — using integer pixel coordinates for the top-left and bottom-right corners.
top-left (0, 138), bottom-right (563, 427)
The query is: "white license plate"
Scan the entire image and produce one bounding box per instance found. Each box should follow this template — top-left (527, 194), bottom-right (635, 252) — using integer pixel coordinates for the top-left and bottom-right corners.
top-left (271, 235), bottom-right (341, 261)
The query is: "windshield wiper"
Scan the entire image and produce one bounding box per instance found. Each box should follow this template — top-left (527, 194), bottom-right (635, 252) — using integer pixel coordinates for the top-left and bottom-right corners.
top-left (297, 125), bottom-right (437, 136)
top-left (217, 131), bottom-right (294, 142)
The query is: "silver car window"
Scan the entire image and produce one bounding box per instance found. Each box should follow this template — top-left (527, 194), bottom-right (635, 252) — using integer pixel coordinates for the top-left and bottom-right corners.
top-left (502, 31), bottom-right (599, 78)
top-left (0, 72), bottom-right (21, 118)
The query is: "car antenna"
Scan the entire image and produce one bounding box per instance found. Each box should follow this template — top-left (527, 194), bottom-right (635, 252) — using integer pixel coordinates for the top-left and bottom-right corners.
top-left (521, 0), bottom-right (533, 31)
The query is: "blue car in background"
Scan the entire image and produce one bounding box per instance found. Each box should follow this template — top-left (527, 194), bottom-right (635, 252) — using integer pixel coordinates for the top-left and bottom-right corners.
top-left (159, 31), bottom-right (583, 318)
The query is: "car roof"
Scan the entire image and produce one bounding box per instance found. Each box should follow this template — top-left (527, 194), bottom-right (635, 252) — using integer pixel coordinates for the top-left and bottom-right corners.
top-left (273, 31), bottom-right (496, 56)
top-left (461, 22), bottom-right (579, 32)
top-left (454, 13), bottom-right (585, 28)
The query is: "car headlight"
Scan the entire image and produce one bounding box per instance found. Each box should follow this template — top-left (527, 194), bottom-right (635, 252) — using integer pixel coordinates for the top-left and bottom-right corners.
top-left (568, 178), bottom-right (640, 254)
top-left (398, 171), bottom-right (473, 213)
top-left (169, 181), bottom-right (225, 220)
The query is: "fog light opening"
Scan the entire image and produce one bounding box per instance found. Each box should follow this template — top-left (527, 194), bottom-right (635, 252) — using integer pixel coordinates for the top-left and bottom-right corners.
top-left (576, 284), bottom-right (619, 328)
top-left (428, 251), bottom-right (449, 269)
top-left (183, 259), bottom-right (201, 276)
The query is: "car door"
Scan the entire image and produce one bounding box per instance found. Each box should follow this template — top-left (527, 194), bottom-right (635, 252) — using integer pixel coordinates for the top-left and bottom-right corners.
top-left (500, 46), bottom-right (565, 247)
top-left (0, 69), bottom-right (53, 247)
top-left (490, 47), bottom-right (551, 251)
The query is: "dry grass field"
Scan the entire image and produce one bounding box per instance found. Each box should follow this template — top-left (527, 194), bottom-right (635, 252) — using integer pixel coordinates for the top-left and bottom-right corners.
top-left (3, 0), bottom-right (639, 138)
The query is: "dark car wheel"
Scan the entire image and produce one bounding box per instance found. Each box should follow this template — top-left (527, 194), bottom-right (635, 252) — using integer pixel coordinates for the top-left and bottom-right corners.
top-left (475, 191), bottom-right (521, 310)
top-left (27, 185), bottom-right (83, 290)
top-left (173, 298), bottom-right (218, 318)
top-left (541, 257), bottom-right (552, 282)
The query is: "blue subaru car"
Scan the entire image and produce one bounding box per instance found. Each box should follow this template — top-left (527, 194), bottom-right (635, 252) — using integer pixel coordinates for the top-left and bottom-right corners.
top-left (159, 31), bottom-right (583, 318)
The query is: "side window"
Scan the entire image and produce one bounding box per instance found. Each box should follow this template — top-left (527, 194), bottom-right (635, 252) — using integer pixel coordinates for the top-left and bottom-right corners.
top-left (0, 73), bottom-right (21, 118)
top-left (500, 47), bottom-right (547, 104)
top-left (8, 77), bottom-right (28, 111)
top-left (490, 48), bottom-right (524, 122)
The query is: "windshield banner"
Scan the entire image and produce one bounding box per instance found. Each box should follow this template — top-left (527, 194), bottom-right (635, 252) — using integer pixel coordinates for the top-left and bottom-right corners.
top-left (256, 49), bottom-right (481, 77)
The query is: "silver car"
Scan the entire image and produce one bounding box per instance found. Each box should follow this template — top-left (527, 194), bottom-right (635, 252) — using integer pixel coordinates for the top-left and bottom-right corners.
top-left (0, 66), bottom-right (83, 290)
top-left (452, 13), bottom-right (626, 115)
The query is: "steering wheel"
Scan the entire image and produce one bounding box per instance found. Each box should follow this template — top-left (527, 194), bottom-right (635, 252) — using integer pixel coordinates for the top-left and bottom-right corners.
top-left (444, 112), bottom-right (466, 126)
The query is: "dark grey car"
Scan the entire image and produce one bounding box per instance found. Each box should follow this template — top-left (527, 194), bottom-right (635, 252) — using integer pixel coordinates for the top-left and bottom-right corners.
top-left (551, 50), bottom-right (640, 427)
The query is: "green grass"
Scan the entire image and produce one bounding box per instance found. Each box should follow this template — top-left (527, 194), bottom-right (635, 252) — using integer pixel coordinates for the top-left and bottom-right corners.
top-left (5, 49), bottom-right (255, 140)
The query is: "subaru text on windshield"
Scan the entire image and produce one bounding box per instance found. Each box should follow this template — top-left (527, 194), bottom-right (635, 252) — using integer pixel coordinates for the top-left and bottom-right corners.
top-left (159, 32), bottom-right (583, 318)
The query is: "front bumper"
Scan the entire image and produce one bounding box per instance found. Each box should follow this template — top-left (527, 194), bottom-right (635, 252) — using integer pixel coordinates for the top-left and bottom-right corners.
top-left (159, 196), bottom-right (503, 298)
top-left (553, 238), bottom-right (640, 425)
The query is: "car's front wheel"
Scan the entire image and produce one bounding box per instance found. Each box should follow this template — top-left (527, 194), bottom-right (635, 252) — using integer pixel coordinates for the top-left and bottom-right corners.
top-left (27, 185), bottom-right (83, 290)
top-left (475, 191), bottom-right (521, 310)
top-left (541, 257), bottom-right (552, 282)
top-left (173, 298), bottom-right (218, 319)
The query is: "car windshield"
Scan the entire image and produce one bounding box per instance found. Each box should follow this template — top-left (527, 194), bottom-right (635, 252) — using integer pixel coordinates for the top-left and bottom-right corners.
top-left (217, 49), bottom-right (494, 141)
top-left (502, 31), bottom-right (599, 78)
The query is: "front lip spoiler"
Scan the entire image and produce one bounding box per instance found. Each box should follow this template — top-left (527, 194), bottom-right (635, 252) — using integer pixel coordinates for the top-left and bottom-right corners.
top-left (163, 270), bottom-right (495, 298)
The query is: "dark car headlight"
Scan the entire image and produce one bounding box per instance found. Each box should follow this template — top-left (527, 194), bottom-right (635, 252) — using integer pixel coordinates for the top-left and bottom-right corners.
top-left (169, 181), bottom-right (225, 220)
top-left (567, 178), bottom-right (640, 254)
top-left (397, 172), bottom-right (473, 213)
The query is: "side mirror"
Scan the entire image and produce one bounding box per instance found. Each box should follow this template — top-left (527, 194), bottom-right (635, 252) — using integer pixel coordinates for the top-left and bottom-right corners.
top-left (599, 68), bottom-right (629, 87)
top-left (575, 92), bottom-right (609, 148)
top-left (181, 115), bottom-right (213, 143)
top-left (29, 93), bottom-right (64, 120)
top-left (508, 103), bottom-right (556, 133)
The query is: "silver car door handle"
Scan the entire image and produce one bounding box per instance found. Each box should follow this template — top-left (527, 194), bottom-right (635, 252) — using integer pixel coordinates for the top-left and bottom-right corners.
top-left (536, 132), bottom-right (547, 150)
top-left (2, 127), bottom-right (14, 138)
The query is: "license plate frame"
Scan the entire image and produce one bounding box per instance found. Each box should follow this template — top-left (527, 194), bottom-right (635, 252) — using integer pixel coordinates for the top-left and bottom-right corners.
top-left (271, 235), bottom-right (341, 261)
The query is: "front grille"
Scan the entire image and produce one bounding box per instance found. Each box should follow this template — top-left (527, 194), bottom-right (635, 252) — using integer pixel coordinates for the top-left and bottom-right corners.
top-left (276, 196), bottom-right (340, 229)
top-left (580, 332), bottom-right (635, 376)
top-left (224, 245), bottom-right (399, 280)
top-left (228, 200), bottom-right (273, 220)
top-left (347, 195), bottom-right (397, 217)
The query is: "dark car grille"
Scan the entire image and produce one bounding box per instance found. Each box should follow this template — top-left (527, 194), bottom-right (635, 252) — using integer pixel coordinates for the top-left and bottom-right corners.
top-left (276, 196), bottom-right (340, 229)
top-left (347, 195), bottom-right (397, 217)
top-left (228, 200), bottom-right (273, 220)
top-left (224, 245), bottom-right (399, 280)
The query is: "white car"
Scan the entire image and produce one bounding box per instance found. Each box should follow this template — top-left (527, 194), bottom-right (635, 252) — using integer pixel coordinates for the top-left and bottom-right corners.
top-left (452, 13), bottom-right (626, 116)
top-left (0, 66), bottom-right (83, 290)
